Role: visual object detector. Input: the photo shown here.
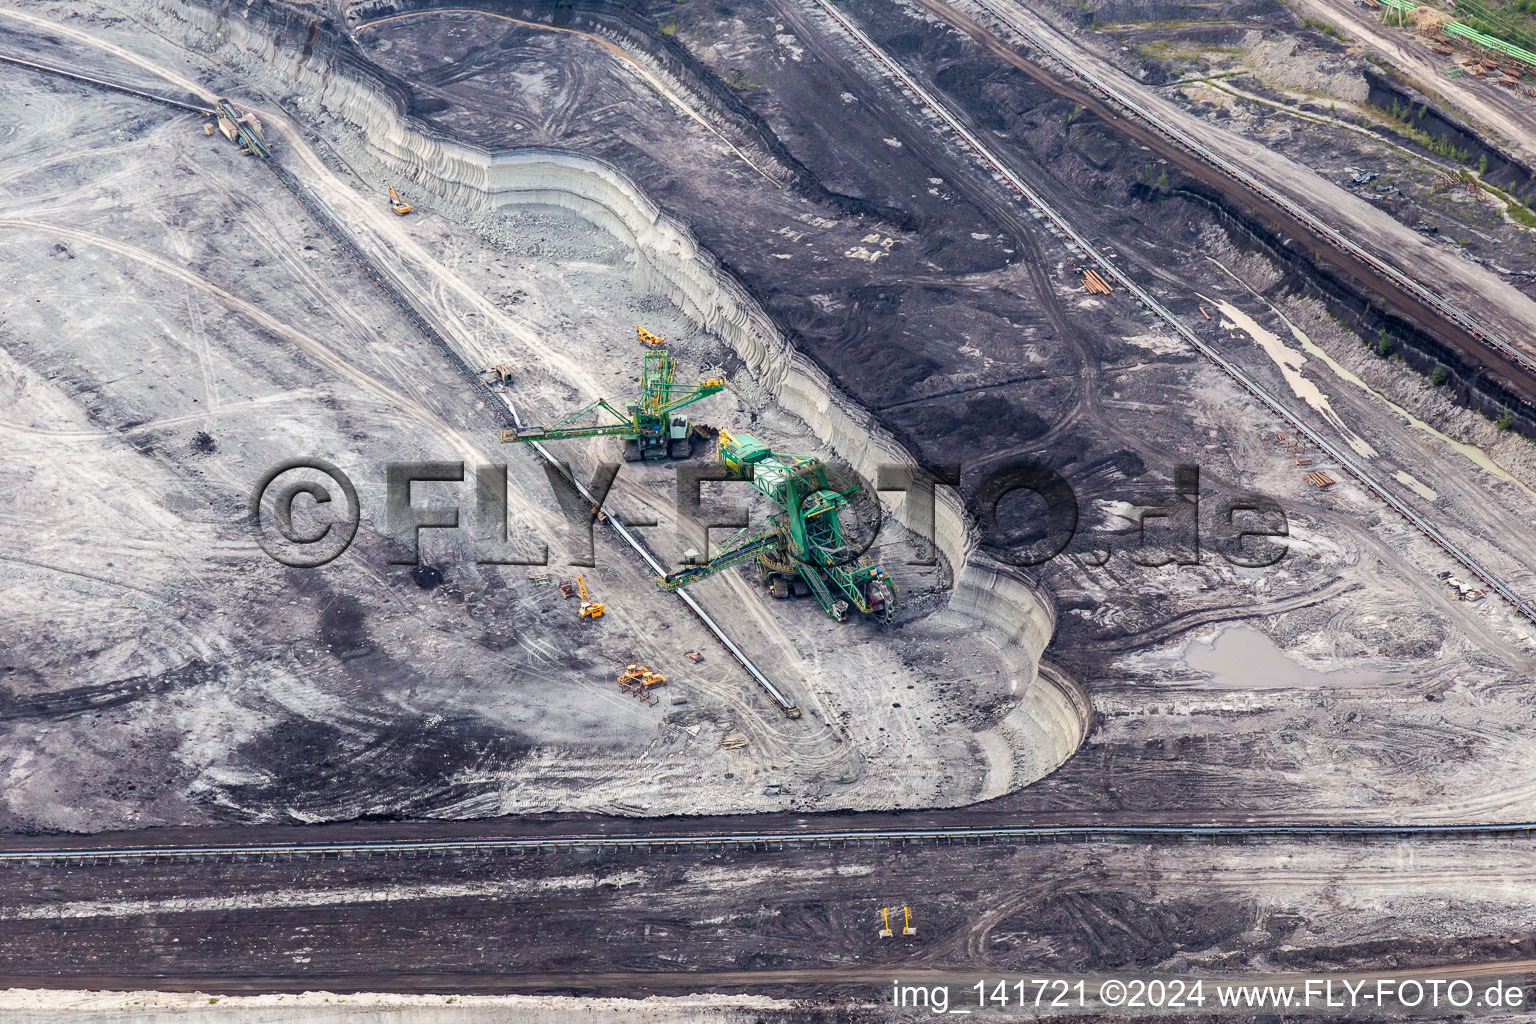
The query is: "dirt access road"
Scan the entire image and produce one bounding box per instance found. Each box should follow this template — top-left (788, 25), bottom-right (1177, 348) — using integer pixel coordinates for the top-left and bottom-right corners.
top-left (1295, 0), bottom-right (1536, 167)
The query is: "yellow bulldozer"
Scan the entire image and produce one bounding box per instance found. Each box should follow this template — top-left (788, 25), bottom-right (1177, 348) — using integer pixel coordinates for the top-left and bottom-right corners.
top-left (617, 663), bottom-right (666, 703)
top-left (618, 663), bottom-right (666, 688)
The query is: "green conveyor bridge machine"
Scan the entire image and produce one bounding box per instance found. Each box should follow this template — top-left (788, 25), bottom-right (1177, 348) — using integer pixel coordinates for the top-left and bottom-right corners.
top-left (656, 430), bottom-right (896, 623)
top-left (500, 346), bottom-right (725, 461)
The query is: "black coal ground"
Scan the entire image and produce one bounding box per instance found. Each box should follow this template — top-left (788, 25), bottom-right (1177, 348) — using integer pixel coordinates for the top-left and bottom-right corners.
top-left (343, 0), bottom-right (1536, 824)
top-left (5, 839), bottom-right (1536, 996)
top-left (7, 0), bottom-right (1536, 827)
top-left (353, 1), bottom-right (1259, 563)
top-left (0, 12), bottom-right (1045, 833)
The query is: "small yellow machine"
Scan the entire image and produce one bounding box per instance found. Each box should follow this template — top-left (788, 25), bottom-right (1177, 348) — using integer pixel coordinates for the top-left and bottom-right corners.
top-left (576, 575), bottom-right (604, 618)
top-left (617, 663), bottom-right (666, 704)
top-left (636, 325), bottom-right (665, 347)
top-left (618, 663), bottom-right (666, 688)
top-left (878, 906), bottom-right (915, 938)
top-left (387, 186), bottom-right (412, 215)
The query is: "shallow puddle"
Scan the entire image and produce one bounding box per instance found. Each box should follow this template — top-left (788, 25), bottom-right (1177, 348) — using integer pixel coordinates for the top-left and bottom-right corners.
top-left (1206, 259), bottom-right (1536, 504)
top-left (1394, 469), bottom-right (1439, 502)
top-left (1208, 297), bottom-right (1379, 457)
top-left (1184, 624), bottom-right (1400, 689)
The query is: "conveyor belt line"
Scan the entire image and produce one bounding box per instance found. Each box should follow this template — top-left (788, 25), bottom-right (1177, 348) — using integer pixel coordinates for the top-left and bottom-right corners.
top-left (0, 52), bottom-right (214, 114)
top-left (4, 821), bottom-right (1535, 864)
top-left (263, 149), bottom-right (801, 715)
top-left (968, 0), bottom-right (1536, 378)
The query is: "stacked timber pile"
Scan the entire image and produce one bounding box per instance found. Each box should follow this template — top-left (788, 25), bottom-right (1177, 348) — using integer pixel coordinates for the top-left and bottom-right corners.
top-left (1081, 269), bottom-right (1114, 294)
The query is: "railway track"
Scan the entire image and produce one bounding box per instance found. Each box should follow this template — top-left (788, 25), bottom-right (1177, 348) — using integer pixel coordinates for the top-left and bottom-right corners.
top-left (5, 821), bottom-right (1536, 865)
top-left (516, 427), bottom-right (801, 716)
top-left (810, 0), bottom-right (1536, 627)
top-left (265, 163), bottom-right (515, 427)
top-left (7, 13), bottom-right (1536, 871)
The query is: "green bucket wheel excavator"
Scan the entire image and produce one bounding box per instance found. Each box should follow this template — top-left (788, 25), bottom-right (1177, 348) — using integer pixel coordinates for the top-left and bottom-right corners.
top-left (656, 430), bottom-right (896, 623)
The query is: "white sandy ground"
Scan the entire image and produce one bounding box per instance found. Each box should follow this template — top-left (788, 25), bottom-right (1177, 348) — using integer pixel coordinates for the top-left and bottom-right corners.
top-left (0, 988), bottom-right (803, 1023)
top-left (3, 0), bottom-right (1536, 839)
top-left (6, 4), bottom-right (1536, 1018)
top-left (0, 0), bottom-right (1534, 827)
top-left (0, 1), bottom-right (1080, 827)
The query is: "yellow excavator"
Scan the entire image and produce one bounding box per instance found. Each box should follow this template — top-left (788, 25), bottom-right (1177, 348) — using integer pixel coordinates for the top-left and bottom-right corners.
top-left (387, 186), bottom-right (412, 216)
top-left (576, 575), bottom-right (604, 618)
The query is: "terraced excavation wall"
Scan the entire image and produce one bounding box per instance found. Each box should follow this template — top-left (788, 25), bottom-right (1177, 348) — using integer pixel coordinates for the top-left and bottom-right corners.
top-left (130, 0), bottom-right (1089, 768)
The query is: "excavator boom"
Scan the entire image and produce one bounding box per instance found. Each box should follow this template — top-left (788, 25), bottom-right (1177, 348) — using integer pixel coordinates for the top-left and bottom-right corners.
top-left (502, 341), bottom-right (724, 460)
top-left (576, 575), bottom-right (604, 618)
top-left (653, 379), bottom-right (726, 417)
top-left (656, 525), bottom-right (783, 592)
top-left (500, 398), bottom-right (635, 444)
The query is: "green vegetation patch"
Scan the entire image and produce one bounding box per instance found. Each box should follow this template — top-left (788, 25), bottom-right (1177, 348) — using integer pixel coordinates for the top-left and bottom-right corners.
top-left (1367, 100), bottom-right (1472, 162)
